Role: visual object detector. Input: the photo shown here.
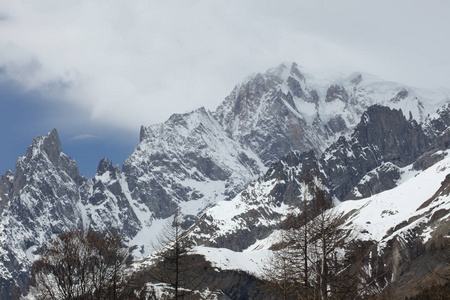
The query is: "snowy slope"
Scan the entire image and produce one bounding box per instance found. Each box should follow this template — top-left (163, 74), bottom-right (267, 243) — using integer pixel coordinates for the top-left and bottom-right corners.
top-left (189, 149), bottom-right (450, 290)
top-left (178, 104), bottom-right (450, 296)
top-left (340, 152), bottom-right (450, 245)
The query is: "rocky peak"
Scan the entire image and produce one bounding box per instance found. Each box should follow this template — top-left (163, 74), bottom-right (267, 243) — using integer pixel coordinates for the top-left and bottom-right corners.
top-left (168, 107), bottom-right (209, 127)
top-left (23, 129), bottom-right (62, 166)
top-left (0, 129), bottom-right (84, 298)
top-left (213, 63), bottom-right (333, 166)
top-left (9, 128), bottom-right (81, 202)
top-left (42, 129), bottom-right (62, 165)
top-left (97, 158), bottom-right (119, 176)
top-left (228, 74), bottom-right (268, 119)
top-left (123, 106), bottom-right (263, 221)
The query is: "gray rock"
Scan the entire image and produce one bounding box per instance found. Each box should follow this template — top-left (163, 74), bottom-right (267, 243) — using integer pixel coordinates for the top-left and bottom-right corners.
top-left (345, 162), bottom-right (401, 200)
top-left (325, 85), bottom-right (349, 103)
top-left (324, 105), bottom-right (430, 200)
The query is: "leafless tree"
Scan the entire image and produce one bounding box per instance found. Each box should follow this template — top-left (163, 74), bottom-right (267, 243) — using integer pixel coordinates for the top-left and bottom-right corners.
top-left (307, 190), bottom-right (349, 300)
top-left (31, 230), bottom-right (141, 300)
top-left (261, 187), bottom-right (352, 300)
top-left (150, 209), bottom-right (216, 299)
top-left (413, 237), bottom-right (450, 299)
top-left (260, 228), bottom-right (304, 300)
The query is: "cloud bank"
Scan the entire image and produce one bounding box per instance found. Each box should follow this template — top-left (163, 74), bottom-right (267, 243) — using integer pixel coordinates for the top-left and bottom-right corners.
top-left (1, 0), bottom-right (449, 131)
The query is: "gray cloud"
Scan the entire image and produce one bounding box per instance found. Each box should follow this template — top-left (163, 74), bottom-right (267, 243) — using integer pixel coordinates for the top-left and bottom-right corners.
top-left (0, 13), bottom-right (9, 21)
top-left (0, 0), bottom-right (449, 131)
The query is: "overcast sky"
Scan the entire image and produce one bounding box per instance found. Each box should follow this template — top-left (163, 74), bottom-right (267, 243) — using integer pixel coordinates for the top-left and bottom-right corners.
top-left (1, 0), bottom-right (450, 177)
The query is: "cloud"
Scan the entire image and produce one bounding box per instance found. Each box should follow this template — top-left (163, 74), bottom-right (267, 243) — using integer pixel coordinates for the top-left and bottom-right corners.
top-left (1, 0), bottom-right (449, 132)
top-left (68, 134), bottom-right (98, 141)
top-left (0, 13), bottom-right (9, 22)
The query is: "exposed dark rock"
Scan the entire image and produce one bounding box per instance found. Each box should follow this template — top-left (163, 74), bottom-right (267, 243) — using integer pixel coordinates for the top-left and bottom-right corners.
top-left (390, 89), bottom-right (409, 103)
top-left (323, 106), bottom-right (430, 199)
top-left (413, 150), bottom-right (448, 171)
top-left (287, 76), bottom-right (303, 98)
top-left (325, 85), bottom-right (349, 102)
top-left (219, 270), bottom-right (273, 300)
top-left (351, 74), bottom-right (363, 85)
top-left (345, 163), bottom-right (401, 200)
top-left (0, 170), bottom-right (13, 215)
top-left (308, 89), bottom-right (320, 104)
top-left (434, 128), bottom-right (450, 150)
top-left (354, 106), bottom-right (429, 166)
top-left (97, 157), bottom-right (119, 176)
top-left (327, 115), bottom-right (347, 134)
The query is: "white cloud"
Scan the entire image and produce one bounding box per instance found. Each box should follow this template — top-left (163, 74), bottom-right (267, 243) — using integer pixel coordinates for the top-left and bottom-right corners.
top-left (68, 134), bottom-right (98, 141)
top-left (0, 0), bottom-right (449, 132)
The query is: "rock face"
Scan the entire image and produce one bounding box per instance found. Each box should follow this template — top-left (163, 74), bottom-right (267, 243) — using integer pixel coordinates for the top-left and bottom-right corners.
top-left (0, 62), bottom-right (449, 298)
top-left (423, 102), bottom-right (450, 138)
top-left (345, 162), bottom-right (401, 200)
top-left (325, 84), bottom-right (349, 103)
top-left (80, 158), bottom-right (142, 241)
top-left (323, 105), bottom-right (430, 200)
top-left (353, 106), bottom-right (429, 166)
top-left (122, 107), bottom-right (263, 224)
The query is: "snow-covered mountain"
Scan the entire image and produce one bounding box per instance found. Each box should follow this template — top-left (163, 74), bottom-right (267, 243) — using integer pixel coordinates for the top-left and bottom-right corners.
top-left (0, 62), bottom-right (449, 298)
top-left (187, 104), bottom-right (440, 250)
top-left (191, 148), bottom-right (450, 298)
top-left (0, 130), bottom-right (84, 298)
top-left (185, 105), bottom-right (450, 298)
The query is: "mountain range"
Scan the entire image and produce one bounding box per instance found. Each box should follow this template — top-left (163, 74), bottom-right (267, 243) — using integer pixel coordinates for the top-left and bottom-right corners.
top-left (0, 62), bottom-right (449, 299)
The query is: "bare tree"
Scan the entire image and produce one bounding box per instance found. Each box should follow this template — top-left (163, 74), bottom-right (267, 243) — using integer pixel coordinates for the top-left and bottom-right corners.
top-left (31, 230), bottom-right (140, 300)
top-left (262, 188), bottom-right (351, 300)
top-left (150, 209), bottom-right (215, 299)
top-left (414, 237), bottom-right (450, 299)
top-left (260, 228), bottom-right (304, 300)
top-left (308, 204), bottom-right (348, 300)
